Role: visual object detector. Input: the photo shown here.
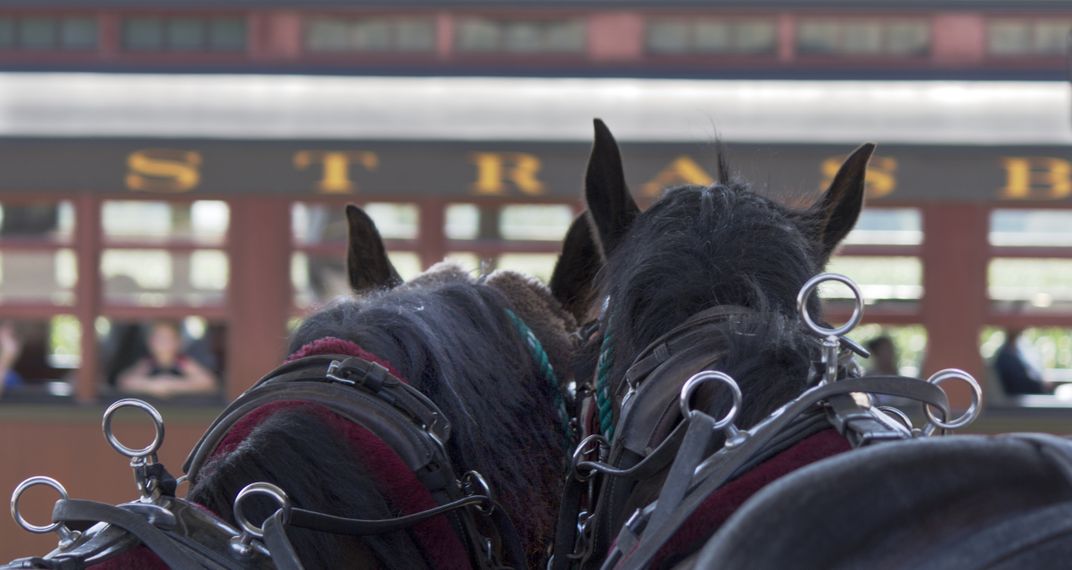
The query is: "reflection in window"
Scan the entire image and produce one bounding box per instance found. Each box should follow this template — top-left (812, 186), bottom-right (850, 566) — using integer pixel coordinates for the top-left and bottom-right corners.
top-left (498, 253), bottom-right (557, 282)
top-left (102, 200), bottom-right (229, 244)
top-left (456, 18), bottom-right (585, 53)
top-left (0, 201), bottom-right (74, 241)
top-left (98, 317), bottom-right (224, 401)
top-left (989, 258), bottom-right (1072, 310)
top-left (988, 19), bottom-right (1072, 56)
top-left (0, 249), bottom-right (76, 305)
top-left (990, 209), bottom-right (1072, 247)
top-left (122, 16), bottom-right (246, 52)
top-left (853, 324), bottom-right (927, 377)
top-left (102, 249), bottom-right (228, 306)
top-left (797, 19), bottom-right (930, 56)
top-left (305, 16), bottom-right (435, 52)
top-left (291, 251), bottom-right (422, 308)
top-left (824, 256), bottom-right (922, 302)
top-left (500, 204), bottom-right (573, 241)
top-left (843, 208), bottom-right (922, 245)
top-left (647, 18), bottom-right (776, 55)
top-left (0, 317), bottom-right (78, 401)
top-left (447, 204), bottom-right (480, 240)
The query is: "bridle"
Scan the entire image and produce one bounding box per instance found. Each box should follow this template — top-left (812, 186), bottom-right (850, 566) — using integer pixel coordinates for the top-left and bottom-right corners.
top-left (4, 353), bottom-right (527, 570)
top-left (550, 273), bottom-right (984, 569)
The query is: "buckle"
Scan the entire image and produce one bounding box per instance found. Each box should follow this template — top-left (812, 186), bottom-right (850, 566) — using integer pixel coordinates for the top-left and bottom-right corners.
top-left (326, 358), bottom-right (391, 391)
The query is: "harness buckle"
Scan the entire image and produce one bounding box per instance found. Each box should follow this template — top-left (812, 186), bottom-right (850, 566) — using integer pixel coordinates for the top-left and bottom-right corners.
top-left (326, 358), bottom-right (391, 391)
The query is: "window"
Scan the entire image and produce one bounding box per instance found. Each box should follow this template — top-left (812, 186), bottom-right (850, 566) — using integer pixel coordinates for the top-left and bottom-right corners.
top-left (292, 202), bottom-right (417, 245)
top-left (446, 203), bottom-right (480, 240)
top-left (98, 316), bottom-right (225, 403)
top-left (988, 19), bottom-right (1072, 57)
top-left (291, 202), bottom-right (421, 310)
top-left (0, 200), bottom-right (79, 402)
top-left (844, 208), bottom-right (922, 246)
top-left (497, 253), bottom-right (557, 282)
top-left (122, 16), bottom-right (247, 53)
top-left (0, 200), bottom-right (76, 305)
top-left (456, 17), bottom-right (585, 54)
top-left (0, 15), bottom-right (97, 51)
top-left (980, 326), bottom-right (1072, 404)
top-left (305, 16), bottom-right (435, 53)
top-left (989, 258), bottom-right (1072, 311)
top-left (825, 256), bottom-right (923, 305)
top-left (797, 18), bottom-right (930, 56)
top-left (103, 200), bottom-right (228, 244)
top-left (647, 18), bottom-right (776, 55)
top-left (990, 209), bottom-right (1072, 247)
top-left (854, 324), bottom-right (928, 377)
top-left (101, 201), bottom-right (230, 307)
top-left (499, 204), bottom-right (573, 241)
top-left (0, 316), bottom-right (80, 402)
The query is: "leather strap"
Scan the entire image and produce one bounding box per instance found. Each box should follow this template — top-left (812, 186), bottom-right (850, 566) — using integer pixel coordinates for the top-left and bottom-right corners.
top-left (644, 413), bottom-right (718, 534)
top-left (263, 510), bottom-right (303, 570)
top-left (288, 496), bottom-right (491, 536)
top-left (611, 375), bottom-right (948, 569)
top-left (51, 500), bottom-right (205, 569)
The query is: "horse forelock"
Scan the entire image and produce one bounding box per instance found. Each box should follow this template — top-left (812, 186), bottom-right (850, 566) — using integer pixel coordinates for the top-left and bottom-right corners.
top-left (597, 182), bottom-right (823, 429)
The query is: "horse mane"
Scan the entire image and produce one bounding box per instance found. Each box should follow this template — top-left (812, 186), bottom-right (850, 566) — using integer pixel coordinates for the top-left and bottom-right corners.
top-left (598, 182), bottom-right (824, 427)
top-left (283, 277), bottom-right (565, 563)
top-left (189, 409), bottom-right (427, 570)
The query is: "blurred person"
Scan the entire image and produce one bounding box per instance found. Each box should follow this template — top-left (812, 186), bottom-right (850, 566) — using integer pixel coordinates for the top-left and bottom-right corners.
top-left (865, 334), bottom-right (915, 409)
top-left (0, 321), bottom-right (22, 398)
top-left (117, 320), bottom-right (218, 398)
top-left (865, 335), bottom-right (899, 376)
top-left (994, 326), bottom-right (1052, 396)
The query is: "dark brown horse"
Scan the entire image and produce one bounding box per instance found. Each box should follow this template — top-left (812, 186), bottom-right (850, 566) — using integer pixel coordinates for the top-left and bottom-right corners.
top-left (185, 204), bottom-right (589, 569)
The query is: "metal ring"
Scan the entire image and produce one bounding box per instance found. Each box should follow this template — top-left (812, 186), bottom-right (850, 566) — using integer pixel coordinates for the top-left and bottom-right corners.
top-left (571, 434), bottom-right (608, 482)
top-left (11, 476), bottom-right (68, 534)
top-left (102, 399), bottom-right (165, 459)
top-left (876, 406), bottom-right (914, 431)
top-left (462, 471), bottom-right (494, 514)
top-left (923, 368), bottom-right (982, 430)
top-left (679, 371), bottom-right (741, 431)
top-left (233, 482), bottom-right (290, 539)
top-left (796, 273), bottom-right (864, 337)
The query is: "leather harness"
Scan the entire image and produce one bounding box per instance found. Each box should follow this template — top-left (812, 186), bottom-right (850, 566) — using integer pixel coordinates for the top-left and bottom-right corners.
top-left (551, 303), bottom-right (954, 570)
top-left (3, 354), bottom-right (527, 570)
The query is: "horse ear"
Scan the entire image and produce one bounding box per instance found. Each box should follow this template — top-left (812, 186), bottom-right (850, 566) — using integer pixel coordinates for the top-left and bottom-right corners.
top-left (811, 143), bottom-right (876, 257)
top-left (346, 204), bottom-right (403, 293)
top-left (550, 212), bottom-right (602, 322)
top-left (586, 119), bottom-right (639, 257)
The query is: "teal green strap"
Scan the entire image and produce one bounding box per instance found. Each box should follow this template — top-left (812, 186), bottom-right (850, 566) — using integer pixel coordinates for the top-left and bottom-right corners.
top-left (504, 309), bottom-right (572, 448)
top-left (595, 324), bottom-right (615, 442)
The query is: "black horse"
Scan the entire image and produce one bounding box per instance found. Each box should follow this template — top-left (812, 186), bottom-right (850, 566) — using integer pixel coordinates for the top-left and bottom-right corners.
top-left (186, 204), bottom-right (586, 569)
top-left (558, 120), bottom-right (1072, 570)
top-left (554, 119), bottom-right (875, 566)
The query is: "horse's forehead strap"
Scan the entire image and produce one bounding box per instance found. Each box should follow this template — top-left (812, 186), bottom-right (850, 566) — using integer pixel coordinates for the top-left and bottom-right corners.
top-left (620, 305), bottom-right (755, 388)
